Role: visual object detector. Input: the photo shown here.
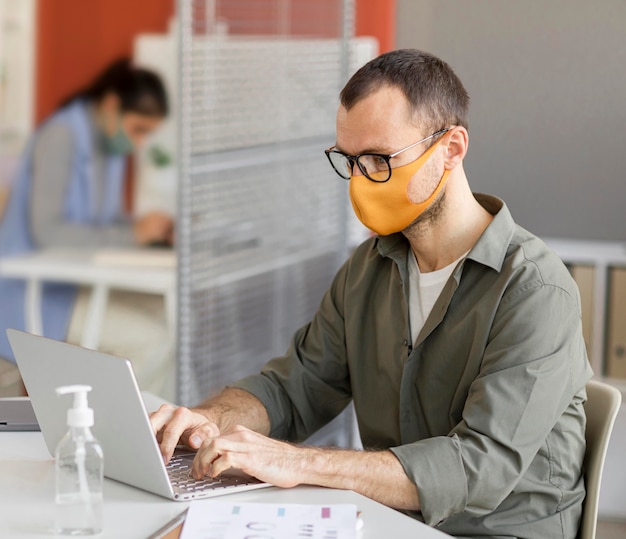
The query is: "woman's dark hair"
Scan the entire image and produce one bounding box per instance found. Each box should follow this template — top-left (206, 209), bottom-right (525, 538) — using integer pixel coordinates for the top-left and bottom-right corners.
top-left (60, 58), bottom-right (168, 117)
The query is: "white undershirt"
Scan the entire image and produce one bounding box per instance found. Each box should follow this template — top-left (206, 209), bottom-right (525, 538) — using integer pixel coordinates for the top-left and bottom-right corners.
top-left (408, 249), bottom-right (469, 346)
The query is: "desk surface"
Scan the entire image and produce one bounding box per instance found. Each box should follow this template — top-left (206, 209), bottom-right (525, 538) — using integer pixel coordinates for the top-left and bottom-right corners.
top-left (0, 431), bottom-right (448, 538)
top-left (544, 237), bottom-right (626, 266)
top-left (0, 248), bottom-right (175, 292)
top-left (0, 248), bottom-right (177, 351)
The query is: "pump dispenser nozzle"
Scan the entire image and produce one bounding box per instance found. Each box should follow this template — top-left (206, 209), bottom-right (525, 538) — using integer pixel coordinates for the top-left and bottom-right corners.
top-left (56, 385), bottom-right (94, 428)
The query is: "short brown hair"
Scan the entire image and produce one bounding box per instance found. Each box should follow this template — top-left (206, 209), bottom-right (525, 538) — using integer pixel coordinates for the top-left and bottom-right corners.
top-left (340, 49), bottom-right (469, 133)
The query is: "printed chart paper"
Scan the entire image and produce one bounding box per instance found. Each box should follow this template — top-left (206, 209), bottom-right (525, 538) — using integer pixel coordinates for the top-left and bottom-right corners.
top-left (180, 501), bottom-right (358, 539)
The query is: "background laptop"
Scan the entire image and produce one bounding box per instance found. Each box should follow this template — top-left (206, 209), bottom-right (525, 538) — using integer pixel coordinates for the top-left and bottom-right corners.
top-left (7, 329), bottom-right (271, 501)
top-left (0, 396), bottom-right (39, 431)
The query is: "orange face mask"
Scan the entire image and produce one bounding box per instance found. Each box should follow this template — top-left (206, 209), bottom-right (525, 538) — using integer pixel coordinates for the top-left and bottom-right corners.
top-left (349, 137), bottom-right (449, 236)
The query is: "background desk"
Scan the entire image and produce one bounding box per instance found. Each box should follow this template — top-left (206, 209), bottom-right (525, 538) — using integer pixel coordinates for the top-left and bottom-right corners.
top-left (0, 248), bottom-right (176, 351)
top-left (543, 238), bottom-right (626, 378)
top-left (0, 430), bottom-right (449, 538)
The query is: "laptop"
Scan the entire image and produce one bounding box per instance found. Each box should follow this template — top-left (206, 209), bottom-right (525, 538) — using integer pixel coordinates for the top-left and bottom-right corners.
top-left (7, 329), bottom-right (272, 501)
top-left (0, 396), bottom-right (39, 431)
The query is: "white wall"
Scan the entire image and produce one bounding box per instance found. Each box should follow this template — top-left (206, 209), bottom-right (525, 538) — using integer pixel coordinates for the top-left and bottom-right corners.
top-left (0, 0), bottom-right (36, 158)
top-left (396, 0), bottom-right (626, 242)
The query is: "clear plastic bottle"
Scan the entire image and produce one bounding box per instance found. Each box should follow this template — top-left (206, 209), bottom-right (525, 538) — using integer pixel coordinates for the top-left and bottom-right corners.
top-left (55, 385), bottom-right (104, 536)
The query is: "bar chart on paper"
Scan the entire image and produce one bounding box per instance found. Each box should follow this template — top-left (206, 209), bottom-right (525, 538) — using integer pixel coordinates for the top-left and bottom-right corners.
top-left (180, 502), bottom-right (358, 539)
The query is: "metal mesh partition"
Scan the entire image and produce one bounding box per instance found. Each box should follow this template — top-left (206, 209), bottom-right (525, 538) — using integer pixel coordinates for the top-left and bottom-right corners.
top-left (176, 0), bottom-right (377, 446)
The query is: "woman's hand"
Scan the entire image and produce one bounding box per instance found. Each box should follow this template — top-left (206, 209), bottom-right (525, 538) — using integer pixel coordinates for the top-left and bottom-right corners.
top-left (134, 211), bottom-right (173, 246)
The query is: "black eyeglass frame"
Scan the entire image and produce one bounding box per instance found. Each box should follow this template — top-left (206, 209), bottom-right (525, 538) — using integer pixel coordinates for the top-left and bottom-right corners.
top-left (324, 127), bottom-right (450, 183)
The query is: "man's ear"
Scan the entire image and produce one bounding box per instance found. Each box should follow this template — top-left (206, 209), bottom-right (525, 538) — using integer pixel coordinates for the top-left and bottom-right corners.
top-left (443, 126), bottom-right (469, 170)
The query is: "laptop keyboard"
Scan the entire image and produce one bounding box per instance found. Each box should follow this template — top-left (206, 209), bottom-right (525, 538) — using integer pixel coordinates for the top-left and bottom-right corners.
top-left (167, 452), bottom-right (260, 493)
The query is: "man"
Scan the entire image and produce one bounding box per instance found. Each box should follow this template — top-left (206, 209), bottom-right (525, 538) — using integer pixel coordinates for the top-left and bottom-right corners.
top-left (151, 49), bottom-right (592, 538)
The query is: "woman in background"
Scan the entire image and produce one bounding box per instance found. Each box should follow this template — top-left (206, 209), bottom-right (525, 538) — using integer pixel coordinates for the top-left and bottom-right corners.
top-left (0, 59), bottom-right (173, 388)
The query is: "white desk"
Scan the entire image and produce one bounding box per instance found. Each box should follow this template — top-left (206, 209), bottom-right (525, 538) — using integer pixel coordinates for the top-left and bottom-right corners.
top-left (0, 249), bottom-right (176, 350)
top-left (543, 238), bottom-right (626, 376)
top-left (0, 430), bottom-right (449, 539)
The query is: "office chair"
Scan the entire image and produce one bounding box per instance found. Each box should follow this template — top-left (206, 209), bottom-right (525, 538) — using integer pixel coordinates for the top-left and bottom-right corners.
top-left (579, 379), bottom-right (622, 539)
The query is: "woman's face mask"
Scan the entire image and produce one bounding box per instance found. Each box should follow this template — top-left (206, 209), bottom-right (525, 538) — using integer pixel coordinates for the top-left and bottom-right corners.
top-left (103, 114), bottom-right (134, 155)
top-left (100, 109), bottom-right (163, 156)
top-left (349, 136), bottom-right (449, 236)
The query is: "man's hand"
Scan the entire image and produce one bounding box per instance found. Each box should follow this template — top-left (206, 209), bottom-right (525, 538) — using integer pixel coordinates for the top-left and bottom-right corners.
top-left (149, 404), bottom-right (220, 464)
top-left (148, 388), bottom-right (272, 464)
top-left (187, 424), bottom-right (421, 511)
top-left (149, 394), bottom-right (421, 511)
top-left (192, 425), bottom-right (304, 488)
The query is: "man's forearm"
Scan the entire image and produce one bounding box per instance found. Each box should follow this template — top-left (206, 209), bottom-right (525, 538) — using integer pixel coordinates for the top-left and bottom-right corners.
top-left (188, 390), bottom-right (420, 510)
top-left (298, 446), bottom-right (420, 511)
top-left (194, 387), bottom-right (272, 436)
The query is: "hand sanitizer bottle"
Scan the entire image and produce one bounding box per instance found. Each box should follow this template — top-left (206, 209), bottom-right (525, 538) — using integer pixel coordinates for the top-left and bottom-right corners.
top-left (55, 385), bottom-right (104, 535)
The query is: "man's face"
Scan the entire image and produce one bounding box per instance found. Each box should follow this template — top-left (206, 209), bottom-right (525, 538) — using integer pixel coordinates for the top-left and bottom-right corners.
top-left (335, 85), bottom-right (444, 207)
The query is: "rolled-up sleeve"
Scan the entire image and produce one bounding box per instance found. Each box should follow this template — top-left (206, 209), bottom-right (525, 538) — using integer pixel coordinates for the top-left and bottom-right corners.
top-left (391, 280), bottom-right (589, 525)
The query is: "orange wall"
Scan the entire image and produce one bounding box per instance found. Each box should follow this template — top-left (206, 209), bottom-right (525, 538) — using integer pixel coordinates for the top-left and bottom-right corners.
top-left (356, 0), bottom-right (396, 53)
top-left (212, 0), bottom-right (342, 37)
top-left (35, 0), bottom-right (394, 123)
top-left (35, 0), bottom-right (174, 123)
top-left (212, 0), bottom-right (395, 50)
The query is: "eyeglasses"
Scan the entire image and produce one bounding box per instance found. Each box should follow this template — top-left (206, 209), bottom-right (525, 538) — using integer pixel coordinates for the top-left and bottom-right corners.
top-left (324, 128), bottom-right (450, 183)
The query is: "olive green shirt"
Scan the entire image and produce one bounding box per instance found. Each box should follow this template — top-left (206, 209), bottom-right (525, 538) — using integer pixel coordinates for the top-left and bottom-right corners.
top-left (233, 194), bottom-right (593, 539)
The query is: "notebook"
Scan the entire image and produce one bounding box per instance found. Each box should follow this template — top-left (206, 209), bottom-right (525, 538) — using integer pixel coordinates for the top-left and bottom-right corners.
top-left (7, 329), bottom-right (272, 501)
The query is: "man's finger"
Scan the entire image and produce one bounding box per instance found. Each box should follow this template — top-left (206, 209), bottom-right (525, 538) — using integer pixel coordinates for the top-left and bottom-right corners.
top-left (158, 406), bottom-right (198, 463)
top-left (191, 434), bottom-right (252, 479)
top-left (149, 404), bottom-right (175, 434)
top-left (209, 451), bottom-right (238, 479)
top-left (187, 422), bottom-right (220, 448)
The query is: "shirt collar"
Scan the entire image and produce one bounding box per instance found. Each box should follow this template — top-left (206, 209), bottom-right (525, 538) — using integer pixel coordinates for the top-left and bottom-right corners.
top-left (375, 193), bottom-right (515, 274)
top-left (466, 194), bottom-right (515, 272)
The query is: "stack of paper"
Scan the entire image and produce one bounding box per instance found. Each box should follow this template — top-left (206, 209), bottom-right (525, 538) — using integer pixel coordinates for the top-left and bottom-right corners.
top-left (180, 502), bottom-right (358, 539)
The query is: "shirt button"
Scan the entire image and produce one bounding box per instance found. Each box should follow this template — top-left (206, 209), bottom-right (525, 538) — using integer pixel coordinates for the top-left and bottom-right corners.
top-left (402, 339), bottom-right (408, 346)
